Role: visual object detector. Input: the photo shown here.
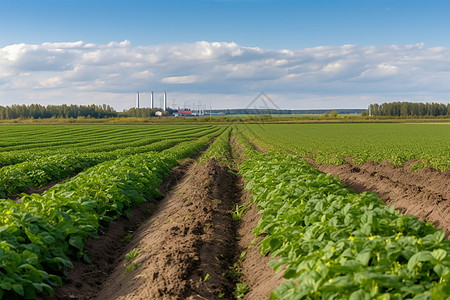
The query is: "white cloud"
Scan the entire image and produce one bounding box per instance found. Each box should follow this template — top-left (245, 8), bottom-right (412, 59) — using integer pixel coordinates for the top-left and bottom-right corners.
top-left (162, 75), bottom-right (198, 84)
top-left (0, 41), bottom-right (450, 110)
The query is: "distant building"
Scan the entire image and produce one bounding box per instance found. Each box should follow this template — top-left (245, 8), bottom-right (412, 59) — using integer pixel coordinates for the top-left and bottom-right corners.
top-left (173, 109), bottom-right (204, 117)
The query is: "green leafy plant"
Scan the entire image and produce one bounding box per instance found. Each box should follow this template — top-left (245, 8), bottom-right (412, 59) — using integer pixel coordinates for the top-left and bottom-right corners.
top-left (231, 203), bottom-right (248, 221)
top-left (233, 283), bottom-right (249, 299)
top-left (239, 152), bottom-right (450, 299)
top-left (122, 234), bottom-right (133, 243)
top-left (125, 248), bottom-right (141, 262)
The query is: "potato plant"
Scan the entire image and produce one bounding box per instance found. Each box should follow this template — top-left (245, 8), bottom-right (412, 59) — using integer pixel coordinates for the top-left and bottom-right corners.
top-left (240, 152), bottom-right (450, 299)
top-left (0, 134), bottom-right (221, 299)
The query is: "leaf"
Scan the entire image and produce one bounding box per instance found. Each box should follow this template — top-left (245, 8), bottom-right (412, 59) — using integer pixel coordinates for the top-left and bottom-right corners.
top-left (12, 284), bottom-right (24, 297)
top-left (408, 253), bottom-right (420, 270)
top-left (356, 250), bottom-right (371, 266)
top-left (418, 251), bottom-right (434, 262)
top-left (69, 235), bottom-right (84, 251)
top-left (432, 249), bottom-right (447, 263)
top-left (39, 232), bottom-right (56, 245)
top-left (350, 289), bottom-right (371, 300)
top-left (434, 264), bottom-right (450, 277)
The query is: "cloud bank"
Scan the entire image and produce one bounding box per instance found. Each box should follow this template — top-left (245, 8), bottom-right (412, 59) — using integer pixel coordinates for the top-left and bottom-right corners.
top-left (1, 41), bottom-right (450, 110)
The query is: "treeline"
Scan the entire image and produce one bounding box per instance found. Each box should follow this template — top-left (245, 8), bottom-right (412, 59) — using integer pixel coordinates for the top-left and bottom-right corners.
top-left (0, 104), bottom-right (177, 120)
top-left (364, 102), bottom-right (450, 117)
top-left (212, 108), bottom-right (363, 115)
top-left (0, 104), bottom-right (117, 119)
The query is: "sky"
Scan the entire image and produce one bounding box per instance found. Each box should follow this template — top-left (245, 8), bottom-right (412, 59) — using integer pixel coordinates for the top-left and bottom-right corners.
top-left (1, 0), bottom-right (450, 110)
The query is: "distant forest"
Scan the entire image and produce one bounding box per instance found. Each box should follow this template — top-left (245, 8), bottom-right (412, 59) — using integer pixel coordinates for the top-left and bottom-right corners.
top-left (0, 104), bottom-right (173, 120)
top-left (0, 104), bottom-right (363, 120)
top-left (212, 108), bottom-right (363, 115)
top-left (364, 102), bottom-right (450, 117)
top-left (0, 102), bottom-right (449, 119)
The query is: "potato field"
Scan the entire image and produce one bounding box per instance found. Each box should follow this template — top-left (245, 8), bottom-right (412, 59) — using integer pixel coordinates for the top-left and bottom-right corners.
top-left (0, 123), bottom-right (449, 299)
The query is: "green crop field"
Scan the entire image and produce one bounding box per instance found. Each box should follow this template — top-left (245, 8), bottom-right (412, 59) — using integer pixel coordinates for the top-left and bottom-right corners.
top-left (0, 124), bottom-right (226, 298)
top-left (0, 123), bottom-right (449, 299)
top-left (238, 123), bottom-right (450, 170)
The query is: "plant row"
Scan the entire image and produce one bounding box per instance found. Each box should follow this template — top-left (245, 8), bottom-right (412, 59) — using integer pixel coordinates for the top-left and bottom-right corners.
top-left (199, 127), bottom-right (232, 163)
top-left (238, 124), bottom-right (450, 171)
top-left (0, 138), bottom-right (189, 198)
top-left (239, 152), bottom-right (450, 299)
top-left (0, 124), bottom-right (213, 150)
top-left (0, 125), bottom-right (222, 167)
top-left (0, 134), bottom-right (218, 299)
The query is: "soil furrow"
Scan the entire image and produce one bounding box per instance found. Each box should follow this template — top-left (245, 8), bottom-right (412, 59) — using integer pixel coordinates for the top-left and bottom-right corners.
top-left (45, 160), bottom-right (193, 299)
top-left (95, 159), bottom-right (241, 300)
top-left (236, 187), bottom-right (285, 300)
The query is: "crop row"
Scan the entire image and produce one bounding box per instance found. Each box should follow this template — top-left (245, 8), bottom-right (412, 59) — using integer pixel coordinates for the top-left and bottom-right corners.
top-left (239, 152), bottom-right (450, 299)
top-left (0, 125), bottom-right (222, 167)
top-left (200, 127), bottom-right (232, 164)
top-left (238, 124), bottom-right (450, 171)
top-left (0, 125), bottom-right (216, 153)
top-left (0, 133), bottom-right (219, 299)
top-left (0, 124), bottom-right (214, 149)
top-left (0, 137), bottom-right (191, 198)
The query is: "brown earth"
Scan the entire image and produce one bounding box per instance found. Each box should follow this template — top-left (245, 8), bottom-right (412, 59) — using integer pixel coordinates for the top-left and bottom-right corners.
top-left (236, 187), bottom-right (285, 300)
top-left (307, 159), bottom-right (450, 236)
top-left (230, 135), bottom-right (285, 299)
top-left (95, 159), bottom-right (241, 300)
top-left (46, 160), bottom-right (193, 299)
top-left (42, 135), bottom-right (287, 300)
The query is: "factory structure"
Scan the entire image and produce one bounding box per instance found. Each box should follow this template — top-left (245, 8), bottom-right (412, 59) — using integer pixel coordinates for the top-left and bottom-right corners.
top-left (134, 91), bottom-right (223, 117)
top-left (136, 91), bottom-right (167, 111)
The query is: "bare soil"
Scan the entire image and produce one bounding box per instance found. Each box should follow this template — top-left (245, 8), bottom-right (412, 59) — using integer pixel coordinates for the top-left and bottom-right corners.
top-left (46, 160), bottom-right (193, 299)
top-left (230, 135), bottom-right (285, 299)
top-left (42, 135), bottom-right (288, 300)
top-left (94, 159), bottom-right (241, 300)
top-left (307, 159), bottom-right (450, 236)
top-left (236, 187), bottom-right (285, 300)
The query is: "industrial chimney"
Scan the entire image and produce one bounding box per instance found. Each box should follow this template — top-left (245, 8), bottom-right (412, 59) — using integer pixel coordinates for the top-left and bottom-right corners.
top-left (163, 91), bottom-right (167, 111)
top-left (136, 92), bottom-right (140, 109)
top-left (150, 91), bottom-right (154, 109)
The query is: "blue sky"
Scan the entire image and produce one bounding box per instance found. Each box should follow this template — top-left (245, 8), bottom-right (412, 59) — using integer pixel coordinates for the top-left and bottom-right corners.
top-left (1, 0), bottom-right (450, 110)
top-left (1, 0), bottom-right (450, 48)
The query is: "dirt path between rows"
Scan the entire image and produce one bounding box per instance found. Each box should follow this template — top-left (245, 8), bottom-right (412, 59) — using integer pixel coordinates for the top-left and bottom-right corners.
top-left (308, 159), bottom-right (450, 236)
top-left (46, 160), bottom-right (193, 299)
top-left (46, 135), bottom-right (286, 300)
top-left (95, 159), bottom-right (241, 300)
top-left (236, 189), bottom-right (285, 300)
top-left (230, 135), bottom-right (285, 299)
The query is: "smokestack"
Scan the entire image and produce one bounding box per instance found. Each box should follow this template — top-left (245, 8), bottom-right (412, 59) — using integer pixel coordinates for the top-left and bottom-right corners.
top-left (163, 91), bottom-right (167, 111)
top-left (150, 91), bottom-right (154, 109)
top-left (136, 92), bottom-right (140, 109)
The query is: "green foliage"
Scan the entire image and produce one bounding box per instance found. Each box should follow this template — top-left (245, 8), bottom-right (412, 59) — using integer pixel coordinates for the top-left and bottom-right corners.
top-left (0, 124), bottom-right (223, 167)
top-left (200, 127), bottom-right (232, 163)
top-left (122, 234), bottom-right (133, 243)
top-left (125, 248), bottom-right (141, 262)
top-left (0, 126), bottom-right (224, 299)
top-left (239, 123), bottom-right (450, 170)
top-left (231, 203), bottom-right (248, 221)
top-left (240, 152), bottom-right (450, 299)
top-left (233, 283), bottom-right (249, 299)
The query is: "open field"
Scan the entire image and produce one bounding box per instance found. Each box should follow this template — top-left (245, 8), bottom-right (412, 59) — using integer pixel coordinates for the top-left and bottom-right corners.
top-left (0, 123), bottom-right (449, 299)
top-left (239, 123), bottom-right (450, 170)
